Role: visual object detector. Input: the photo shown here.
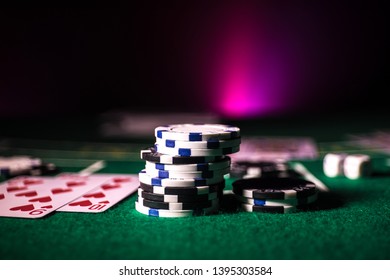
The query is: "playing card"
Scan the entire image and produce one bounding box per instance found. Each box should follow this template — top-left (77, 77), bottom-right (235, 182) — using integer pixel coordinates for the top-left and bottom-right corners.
top-left (57, 174), bottom-right (138, 213)
top-left (230, 136), bottom-right (319, 163)
top-left (0, 175), bottom-right (114, 218)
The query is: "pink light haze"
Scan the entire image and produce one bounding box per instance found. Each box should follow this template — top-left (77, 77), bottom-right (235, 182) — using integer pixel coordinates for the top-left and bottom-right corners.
top-left (204, 3), bottom-right (298, 119)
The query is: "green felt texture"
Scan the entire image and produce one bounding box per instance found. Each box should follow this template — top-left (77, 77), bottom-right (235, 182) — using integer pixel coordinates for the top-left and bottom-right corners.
top-left (1, 160), bottom-right (390, 260)
top-left (1, 115), bottom-right (390, 260)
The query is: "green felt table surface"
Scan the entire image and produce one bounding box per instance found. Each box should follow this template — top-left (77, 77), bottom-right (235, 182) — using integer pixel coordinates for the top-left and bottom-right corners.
top-left (1, 114), bottom-right (390, 260)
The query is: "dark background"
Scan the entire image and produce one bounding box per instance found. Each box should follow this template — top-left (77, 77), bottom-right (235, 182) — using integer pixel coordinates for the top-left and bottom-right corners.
top-left (0, 1), bottom-right (387, 120)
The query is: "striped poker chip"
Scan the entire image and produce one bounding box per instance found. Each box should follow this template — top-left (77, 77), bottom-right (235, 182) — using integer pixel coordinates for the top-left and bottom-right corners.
top-left (135, 200), bottom-right (219, 218)
top-left (139, 170), bottom-right (225, 187)
top-left (139, 181), bottom-right (225, 195)
top-left (140, 148), bottom-right (224, 164)
top-left (237, 191), bottom-right (318, 206)
top-left (155, 137), bottom-right (241, 150)
top-left (137, 196), bottom-right (219, 211)
top-left (138, 188), bottom-right (221, 203)
top-left (155, 124), bottom-right (240, 142)
top-left (144, 166), bottom-right (230, 179)
top-left (0, 156), bottom-right (42, 177)
top-left (145, 156), bottom-right (231, 172)
top-left (240, 203), bottom-right (297, 214)
top-left (232, 177), bottom-right (317, 200)
top-left (154, 144), bottom-right (240, 157)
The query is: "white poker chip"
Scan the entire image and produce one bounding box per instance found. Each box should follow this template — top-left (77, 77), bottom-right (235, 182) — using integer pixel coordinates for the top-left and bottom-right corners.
top-left (0, 156), bottom-right (42, 176)
top-left (154, 144), bottom-right (240, 157)
top-left (155, 124), bottom-right (240, 141)
top-left (138, 170), bottom-right (225, 187)
top-left (145, 156), bottom-right (231, 172)
top-left (144, 166), bottom-right (230, 179)
top-left (155, 137), bottom-right (241, 150)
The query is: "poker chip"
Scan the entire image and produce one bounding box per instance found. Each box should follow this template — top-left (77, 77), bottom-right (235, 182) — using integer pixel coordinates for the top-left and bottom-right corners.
top-left (0, 156), bottom-right (58, 177)
top-left (144, 166), bottom-right (230, 179)
top-left (136, 123), bottom-right (241, 217)
top-left (139, 170), bottom-right (225, 187)
top-left (232, 177), bottom-right (318, 200)
top-left (139, 182), bottom-right (225, 195)
top-left (155, 137), bottom-right (241, 149)
top-left (141, 148), bottom-right (224, 164)
top-left (237, 191), bottom-right (318, 206)
top-left (154, 144), bottom-right (240, 157)
top-left (230, 160), bottom-right (293, 179)
top-left (138, 188), bottom-right (221, 203)
top-left (240, 203), bottom-right (297, 214)
top-left (137, 196), bottom-right (219, 211)
top-left (135, 201), bottom-right (219, 218)
top-left (155, 124), bottom-right (240, 142)
top-left (145, 156), bottom-right (231, 172)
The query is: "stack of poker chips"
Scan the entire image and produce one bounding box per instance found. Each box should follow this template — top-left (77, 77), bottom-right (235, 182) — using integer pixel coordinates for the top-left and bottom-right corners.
top-left (135, 124), bottom-right (241, 218)
top-left (232, 177), bottom-right (319, 214)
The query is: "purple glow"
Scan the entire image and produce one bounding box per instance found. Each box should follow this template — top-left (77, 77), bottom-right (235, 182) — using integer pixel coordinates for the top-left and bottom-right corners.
top-left (205, 4), bottom-right (299, 119)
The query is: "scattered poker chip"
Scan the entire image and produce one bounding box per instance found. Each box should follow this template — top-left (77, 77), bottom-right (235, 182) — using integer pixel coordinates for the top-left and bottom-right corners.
top-left (237, 191), bottom-right (318, 206)
top-left (139, 170), bottom-right (225, 187)
top-left (138, 188), bottom-right (221, 203)
top-left (155, 124), bottom-right (240, 142)
top-left (135, 201), bottom-right (219, 218)
top-left (154, 144), bottom-right (240, 157)
top-left (240, 203), bottom-right (297, 214)
top-left (230, 160), bottom-right (291, 179)
top-left (0, 156), bottom-right (41, 176)
top-left (155, 137), bottom-right (241, 149)
top-left (141, 148), bottom-right (224, 164)
top-left (144, 166), bottom-right (230, 179)
top-left (232, 177), bottom-right (318, 199)
top-left (137, 196), bottom-right (219, 211)
top-left (0, 156), bottom-right (58, 177)
top-left (145, 156), bottom-right (231, 172)
top-left (139, 181), bottom-right (225, 195)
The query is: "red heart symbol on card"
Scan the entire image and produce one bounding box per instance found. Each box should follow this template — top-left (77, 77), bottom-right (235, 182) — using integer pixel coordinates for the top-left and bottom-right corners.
top-left (29, 196), bottom-right (52, 203)
top-left (41, 205), bottom-right (53, 209)
top-left (113, 177), bottom-right (131, 183)
top-left (23, 179), bottom-right (43, 185)
top-left (83, 192), bottom-right (105, 198)
top-left (52, 188), bottom-right (72, 195)
top-left (15, 191), bottom-right (38, 197)
top-left (98, 200), bottom-right (110, 204)
top-left (10, 204), bottom-right (35, 212)
top-left (0, 194), bottom-right (4, 200)
top-left (69, 200), bottom-right (92, 207)
top-left (101, 184), bottom-right (120, 190)
top-left (7, 186), bottom-right (28, 193)
top-left (66, 181), bottom-right (86, 187)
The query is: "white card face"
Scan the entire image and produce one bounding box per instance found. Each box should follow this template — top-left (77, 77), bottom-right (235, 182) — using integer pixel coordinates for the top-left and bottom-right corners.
top-left (0, 175), bottom-right (112, 219)
top-left (57, 174), bottom-right (139, 213)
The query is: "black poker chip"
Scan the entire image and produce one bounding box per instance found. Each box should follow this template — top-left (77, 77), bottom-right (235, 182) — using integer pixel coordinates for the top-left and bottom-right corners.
top-left (232, 177), bottom-right (318, 200)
